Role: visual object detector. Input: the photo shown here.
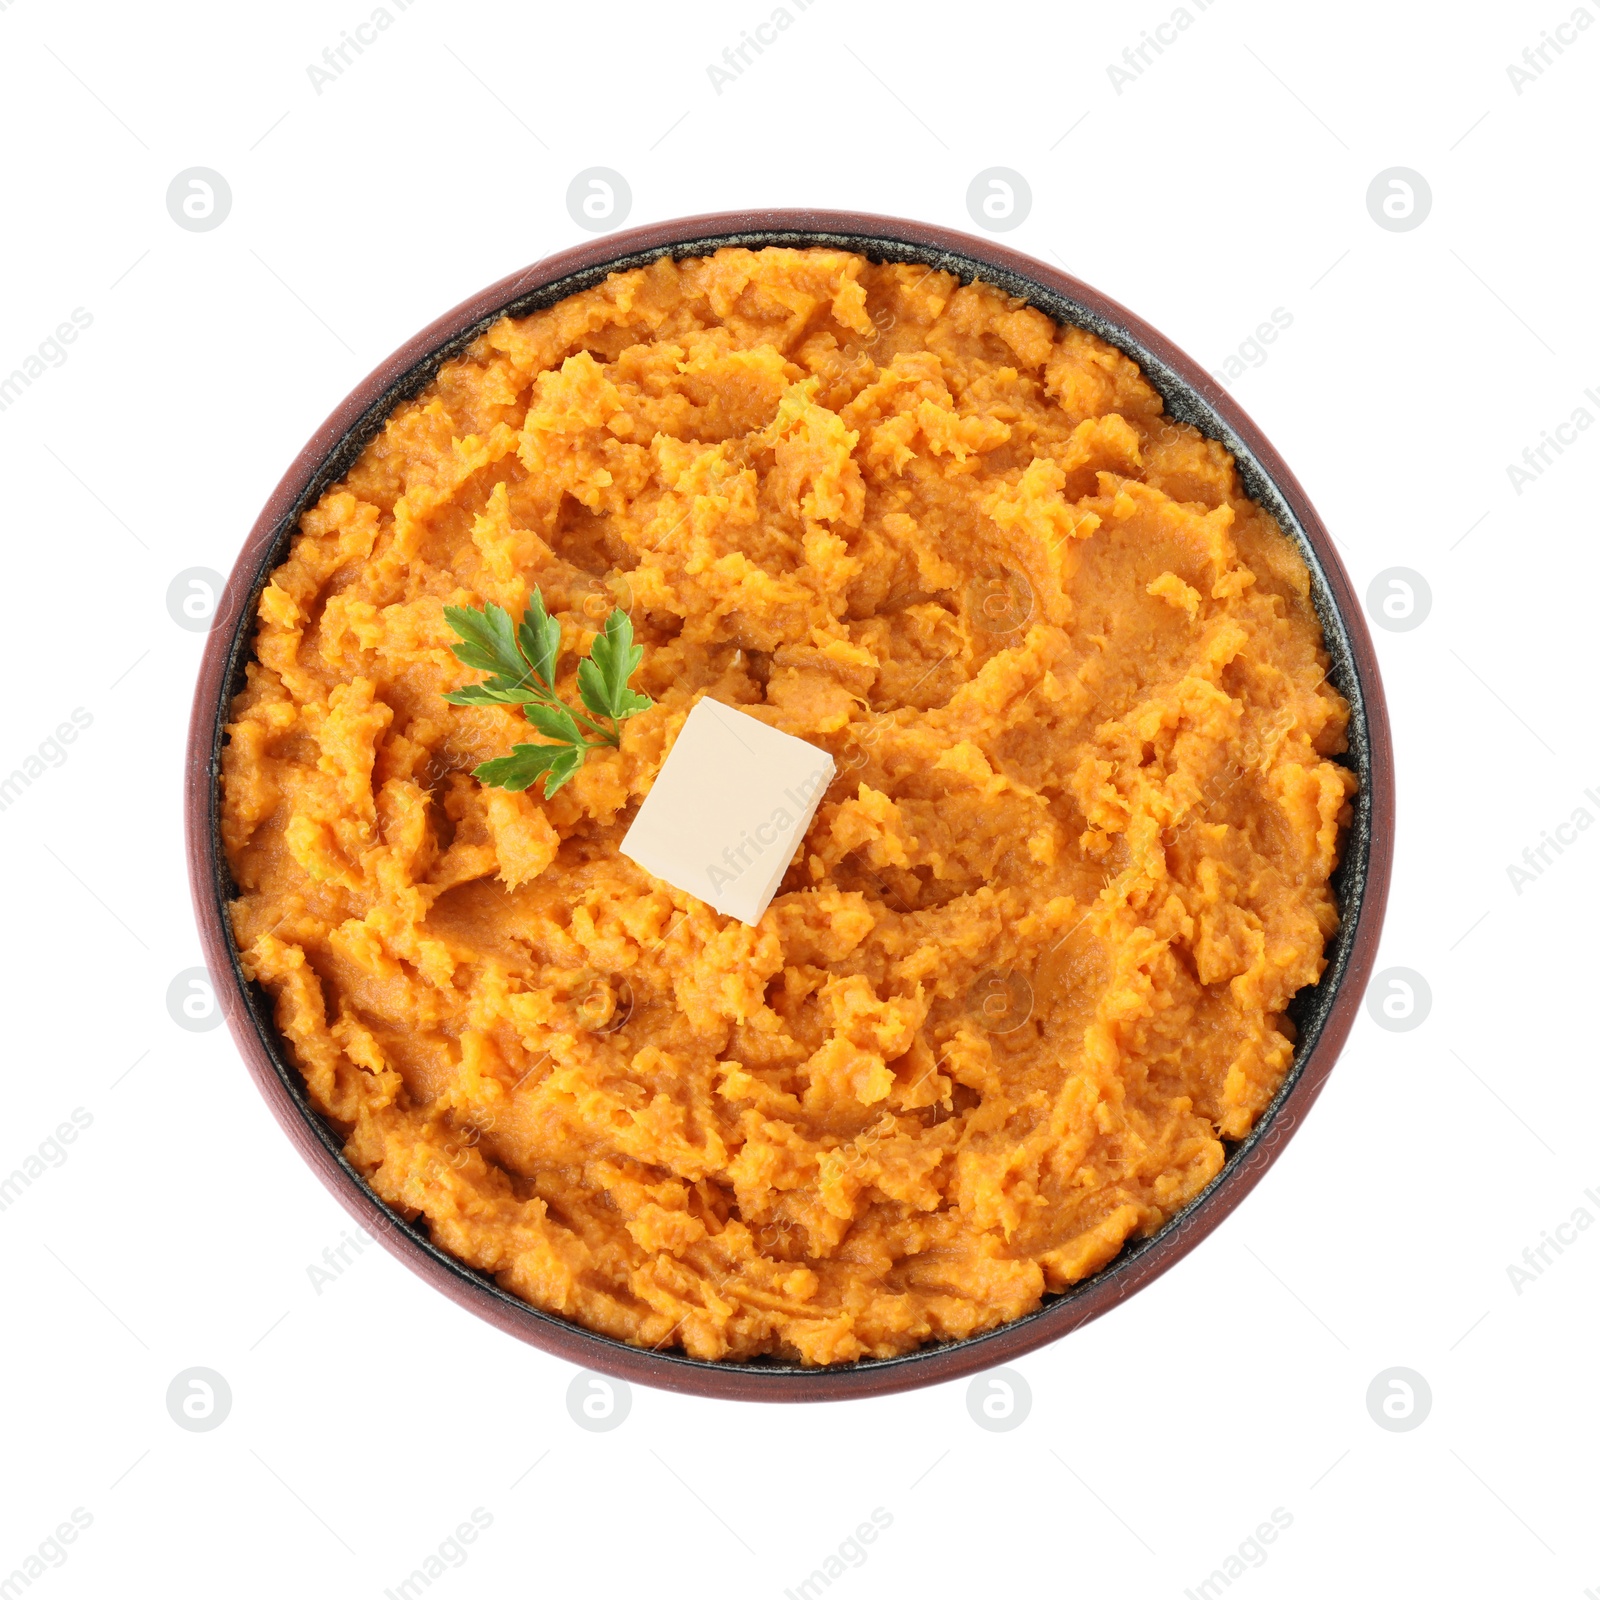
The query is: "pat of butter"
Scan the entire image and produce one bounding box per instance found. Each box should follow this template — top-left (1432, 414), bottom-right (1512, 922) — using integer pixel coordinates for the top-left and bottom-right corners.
top-left (620, 698), bottom-right (835, 926)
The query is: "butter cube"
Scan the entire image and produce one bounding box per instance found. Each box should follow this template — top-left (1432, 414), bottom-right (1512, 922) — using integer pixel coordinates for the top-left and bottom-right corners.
top-left (620, 699), bottom-right (835, 926)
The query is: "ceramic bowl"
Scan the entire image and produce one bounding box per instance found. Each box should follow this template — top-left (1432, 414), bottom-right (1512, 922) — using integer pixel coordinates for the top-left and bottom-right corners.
top-left (185, 209), bottom-right (1394, 1401)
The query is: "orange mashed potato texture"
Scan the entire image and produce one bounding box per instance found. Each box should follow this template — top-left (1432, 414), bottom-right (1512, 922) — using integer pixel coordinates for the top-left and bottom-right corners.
top-left (222, 248), bottom-right (1354, 1364)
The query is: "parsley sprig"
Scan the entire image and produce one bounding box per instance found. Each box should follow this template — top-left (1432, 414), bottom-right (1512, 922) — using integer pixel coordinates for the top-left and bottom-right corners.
top-left (442, 589), bottom-right (652, 797)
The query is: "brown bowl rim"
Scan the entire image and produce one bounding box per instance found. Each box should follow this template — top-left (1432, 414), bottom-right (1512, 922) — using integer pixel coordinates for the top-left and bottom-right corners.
top-left (185, 207), bottom-right (1394, 1402)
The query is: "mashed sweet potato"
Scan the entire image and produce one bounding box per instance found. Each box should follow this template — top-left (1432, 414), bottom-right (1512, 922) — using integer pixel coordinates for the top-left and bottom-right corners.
top-left (221, 247), bottom-right (1354, 1364)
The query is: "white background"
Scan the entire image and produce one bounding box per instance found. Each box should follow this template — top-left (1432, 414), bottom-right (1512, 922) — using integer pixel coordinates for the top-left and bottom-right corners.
top-left (1, 0), bottom-right (1596, 1594)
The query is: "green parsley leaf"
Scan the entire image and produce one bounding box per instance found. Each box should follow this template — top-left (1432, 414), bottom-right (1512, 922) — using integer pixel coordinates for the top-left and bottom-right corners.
top-left (441, 681), bottom-right (544, 709)
top-left (578, 608), bottom-right (654, 728)
top-left (473, 742), bottom-right (584, 797)
top-left (442, 602), bottom-right (530, 695)
top-left (520, 699), bottom-right (586, 746)
top-left (516, 588), bottom-right (562, 693)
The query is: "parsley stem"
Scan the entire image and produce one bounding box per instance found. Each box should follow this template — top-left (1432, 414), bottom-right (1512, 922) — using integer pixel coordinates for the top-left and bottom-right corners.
top-left (515, 675), bottom-right (615, 745)
top-left (562, 699), bottom-right (620, 745)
